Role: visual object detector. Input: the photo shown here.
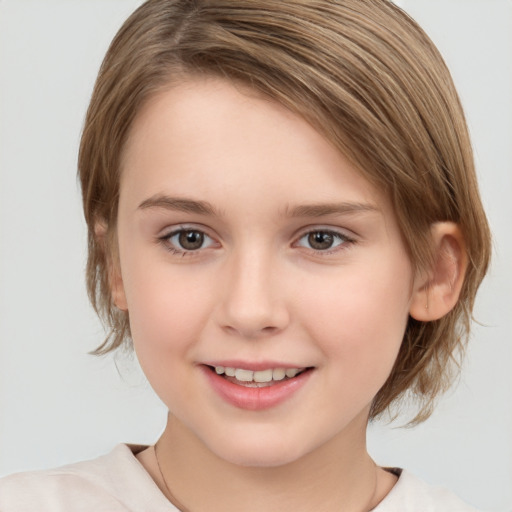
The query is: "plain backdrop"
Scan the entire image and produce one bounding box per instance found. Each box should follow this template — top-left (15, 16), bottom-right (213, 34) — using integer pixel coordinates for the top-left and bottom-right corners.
top-left (0, 1), bottom-right (511, 510)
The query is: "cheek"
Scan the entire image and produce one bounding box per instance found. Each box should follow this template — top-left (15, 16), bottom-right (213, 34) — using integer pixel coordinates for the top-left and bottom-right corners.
top-left (123, 267), bottom-right (214, 406)
top-left (299, 265), bottom-right (411, 377)
top-left (120, 256), bottom-right (213, 361)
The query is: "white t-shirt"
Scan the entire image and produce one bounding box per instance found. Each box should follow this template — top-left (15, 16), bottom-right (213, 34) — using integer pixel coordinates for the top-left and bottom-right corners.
top-left (0, 444), bottom-right (480, 511)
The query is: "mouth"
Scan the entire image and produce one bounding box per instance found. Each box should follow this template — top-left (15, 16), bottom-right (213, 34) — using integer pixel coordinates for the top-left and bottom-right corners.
top-left (208, 365), bottom-right (310, 388)
top-left (201, 363), bottom-right (314, 410)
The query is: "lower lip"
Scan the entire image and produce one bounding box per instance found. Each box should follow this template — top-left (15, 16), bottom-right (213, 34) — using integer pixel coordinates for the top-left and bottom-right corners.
top-left (201, 366), bottom-right (312, 411)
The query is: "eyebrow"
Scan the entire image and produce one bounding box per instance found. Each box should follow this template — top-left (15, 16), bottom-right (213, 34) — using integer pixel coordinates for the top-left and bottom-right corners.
top-left (138, 195), bottom-right (221, 216)
top-left (284, 202), bottom-right (379, 218)
top-left (138, 194), bottom-right (378, 219)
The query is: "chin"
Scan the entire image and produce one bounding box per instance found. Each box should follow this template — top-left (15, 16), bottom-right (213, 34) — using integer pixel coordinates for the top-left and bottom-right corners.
top-left (202, 427), bottom-right (314, 469)
top-left (219, 446), bottom-right (304, 468)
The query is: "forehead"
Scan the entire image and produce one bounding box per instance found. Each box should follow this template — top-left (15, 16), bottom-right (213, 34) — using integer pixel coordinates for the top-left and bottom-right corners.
top-left (119, 77), bottom-right (391, 220)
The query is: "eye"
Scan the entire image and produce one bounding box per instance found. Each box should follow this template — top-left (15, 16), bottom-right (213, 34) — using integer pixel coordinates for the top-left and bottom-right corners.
top-left (296, 230), bottom-right (351, 251)
top-left (161, 228), bottom-right (216, 253)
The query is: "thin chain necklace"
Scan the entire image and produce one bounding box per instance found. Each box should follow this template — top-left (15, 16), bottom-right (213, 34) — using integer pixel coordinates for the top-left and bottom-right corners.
top-left (154, 442), bottom-right (191, 512)
top-left (364, 469), bottom-right (379, 512)
top-left (154, 442), bottom-right (379, 512)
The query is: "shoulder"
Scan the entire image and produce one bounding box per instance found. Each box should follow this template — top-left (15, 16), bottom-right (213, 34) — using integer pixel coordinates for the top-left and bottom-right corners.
top-left (0, 444), bottom-right (176, 512)
top-left (374, 469), bottom-right (483, 512)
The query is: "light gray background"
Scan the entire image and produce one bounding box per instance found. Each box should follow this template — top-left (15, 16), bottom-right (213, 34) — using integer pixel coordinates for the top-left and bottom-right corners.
top-left (0, 1), bottom-right (511, 510)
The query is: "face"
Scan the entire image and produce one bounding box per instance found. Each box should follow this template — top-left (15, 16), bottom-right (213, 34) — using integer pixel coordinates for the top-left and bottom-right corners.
top-left (113, 77), bottom-right (416, 467)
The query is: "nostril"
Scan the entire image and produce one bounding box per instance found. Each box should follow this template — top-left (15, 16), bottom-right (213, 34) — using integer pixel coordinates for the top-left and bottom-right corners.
top-left (222, 323), bottom-right (281, 339)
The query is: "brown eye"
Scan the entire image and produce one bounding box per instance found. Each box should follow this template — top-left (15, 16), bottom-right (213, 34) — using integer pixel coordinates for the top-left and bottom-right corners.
top-left (307, 231), bottom-right (335, 250)
top-left (178, 230), bottom-right (205, 250)
top-left (161, 228), bottom-right (216, 255)
top-left (296, 229), bottom-right (351, 252)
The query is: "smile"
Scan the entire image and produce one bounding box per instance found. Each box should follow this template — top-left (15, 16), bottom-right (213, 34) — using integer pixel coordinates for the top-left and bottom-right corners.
top-left (213, 366), bottom-right (305, 387)
top-left (202, 364), bottom-right (313, 410)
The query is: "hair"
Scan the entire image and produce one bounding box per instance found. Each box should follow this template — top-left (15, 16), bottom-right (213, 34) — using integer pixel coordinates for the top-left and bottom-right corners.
top-left (78, 0), bottom-right (491, 424)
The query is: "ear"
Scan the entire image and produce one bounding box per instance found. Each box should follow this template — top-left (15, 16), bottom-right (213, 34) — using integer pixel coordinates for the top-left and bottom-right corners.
top-left (95, 222), bottom-right (128, 311)
top-left (409, 222), bottom-right (467, 322)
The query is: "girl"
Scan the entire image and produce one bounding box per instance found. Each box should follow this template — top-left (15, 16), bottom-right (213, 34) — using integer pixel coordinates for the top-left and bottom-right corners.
top-left (0, 0), bottom-right (493, 510)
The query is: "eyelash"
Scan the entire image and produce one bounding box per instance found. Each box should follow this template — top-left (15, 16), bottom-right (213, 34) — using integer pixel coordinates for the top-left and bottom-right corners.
top-left (158, 227), bottom-right (217, 257)
top-left (294, 229), bottom-right (355, 254)
top-left (158, 226), bottom-right (356, 257)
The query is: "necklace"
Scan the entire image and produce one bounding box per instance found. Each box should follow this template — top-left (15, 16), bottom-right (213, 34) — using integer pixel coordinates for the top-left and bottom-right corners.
top-left (154, 442), bottom-right (191, 512)
top-left (154, 442), bottom-right (379, 512)
top-left (364, 465), bottom-right (379, 512)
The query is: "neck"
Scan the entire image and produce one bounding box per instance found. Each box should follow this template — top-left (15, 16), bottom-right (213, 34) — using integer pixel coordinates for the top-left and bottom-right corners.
top-left (152, 412), bottom-right (391, 512)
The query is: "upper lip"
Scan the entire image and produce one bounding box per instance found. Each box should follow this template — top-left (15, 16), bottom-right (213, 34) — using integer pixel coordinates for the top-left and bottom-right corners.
top-left (201, 360), bottom-right (310, 371)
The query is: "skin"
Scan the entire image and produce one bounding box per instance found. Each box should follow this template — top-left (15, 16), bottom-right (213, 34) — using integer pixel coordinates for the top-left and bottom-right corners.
top-left (107, 77), bottom-right (466, 511)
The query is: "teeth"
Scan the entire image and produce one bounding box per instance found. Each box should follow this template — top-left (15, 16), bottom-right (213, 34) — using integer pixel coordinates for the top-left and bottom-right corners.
top-left (272, 368), bottom-right (286, 381)
top-left (254, 369), bottom-right (273, 383)
top-left (213, 366), bottom-right (304, 382)
top-left (235, 369), bottom-right (253, 382)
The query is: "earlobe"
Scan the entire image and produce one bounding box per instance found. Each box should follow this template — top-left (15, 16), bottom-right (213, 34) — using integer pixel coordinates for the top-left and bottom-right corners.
top-left (409, 222), bottom-right (467, 322)
top-left (109, 264), bottom-right (128, 311)
top-left (95, 221), bottom-right (128, 311)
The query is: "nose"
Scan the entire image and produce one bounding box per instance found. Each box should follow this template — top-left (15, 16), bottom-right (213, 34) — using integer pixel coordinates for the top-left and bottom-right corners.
top-left (216, 248), bottom-right (290, 339)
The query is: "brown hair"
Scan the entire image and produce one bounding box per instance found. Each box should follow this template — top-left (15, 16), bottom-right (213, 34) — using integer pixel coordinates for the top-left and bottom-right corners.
top-left (78, 0), bottom-right (491, 423)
